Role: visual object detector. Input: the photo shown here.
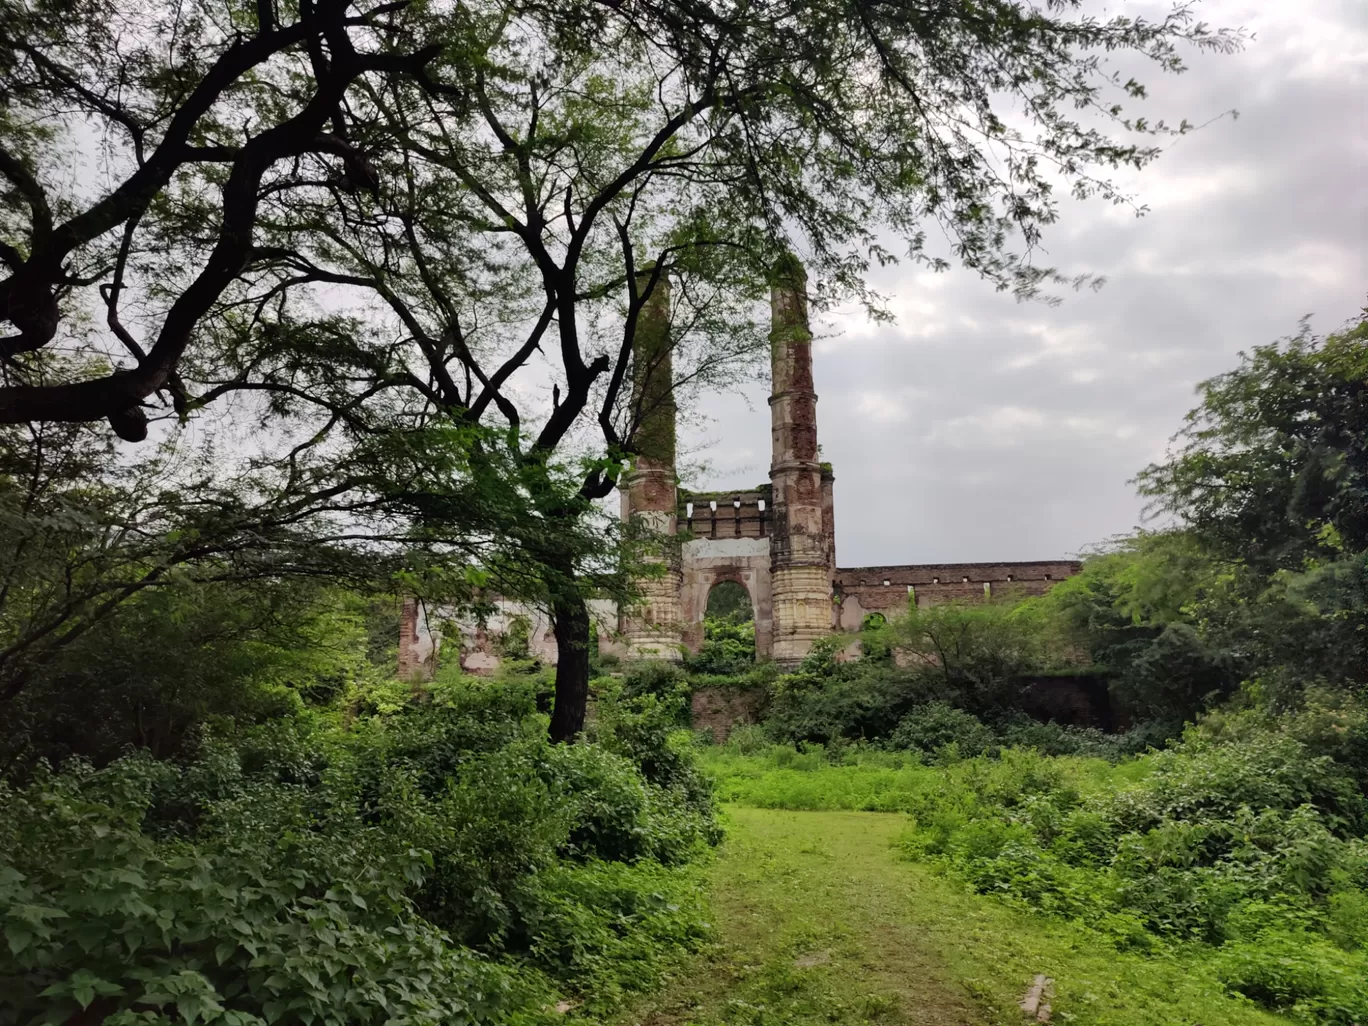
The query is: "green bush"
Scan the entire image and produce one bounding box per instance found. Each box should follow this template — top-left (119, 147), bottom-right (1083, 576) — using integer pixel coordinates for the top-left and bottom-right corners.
top-left (1213, 931), bottom-right (1368, 1025)
top-left (542, 742), bottom-right (654, 862)
top-left (887, 702), bottom-right (997, 759)
top-left (889, 718), bottom-right (1368, 1022)
top-left (517, 859), bottom-right (709, 1015)
top-left (1, 582), bottom-right (371, 774)
top-left (0, 756), bottom-right (515, 1026)
top-left (0, 673), bottom-right (722, 1026)
top-left (394, 743), bottom-right (573, 947)
top-left (684, 616), bottom-right (756, 675)
top-left (763, 660), bottom-right (937, 745)
top-left (619, 660), bottom-right (690, 706)
top-left (1106, 731), bottom-right (1364, 838)
top-left (590, 687), bottom-right (722, 857)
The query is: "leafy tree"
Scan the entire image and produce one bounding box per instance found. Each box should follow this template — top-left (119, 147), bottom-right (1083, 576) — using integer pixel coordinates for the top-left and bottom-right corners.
top-left (190, 0), bottom-right (1239, 738)
top-left (880, 599), bottom-right (1062, 718)
top-left (0, 398), bottom-right (575, 753)
top-left (0, 580), bottom-right (373, 774)
top-left (1137, 314), bottom-right (1368, 703)
top-left (1138, 316), bottom-right (1368, 572)
top-left (1041, 531), bottom-right (1238, 725)
top-left (0, 0), bottom-right (448, 437)
top-left (0, 415), bottom-right (384, 705)
top-left (3, 0), bottom-right (1240, 742)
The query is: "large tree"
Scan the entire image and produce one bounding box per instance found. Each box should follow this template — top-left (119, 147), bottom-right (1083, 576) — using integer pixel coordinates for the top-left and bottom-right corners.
top-left (0, 0), bottom-right (447, 436)
top-left (3, 0), bottom-right (1241, 737)
top-left (1136, 314), bottom-right (1368, 700)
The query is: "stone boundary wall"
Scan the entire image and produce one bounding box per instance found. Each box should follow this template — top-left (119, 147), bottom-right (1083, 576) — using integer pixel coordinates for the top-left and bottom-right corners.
top-left (691, 686), bottom-right (767, 743)
top-left (834, 560), bottom-right (1081, 630)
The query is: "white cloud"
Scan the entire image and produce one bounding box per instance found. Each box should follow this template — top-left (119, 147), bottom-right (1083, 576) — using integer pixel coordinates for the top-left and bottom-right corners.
top-left (681, 0), bottom-right (1368, 565)
top-left (855, 390), bottom-right (926, 424)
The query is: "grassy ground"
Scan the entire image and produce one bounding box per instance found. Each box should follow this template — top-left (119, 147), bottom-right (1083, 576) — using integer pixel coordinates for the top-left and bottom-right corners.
top-left (695, 745), bottom-right (1151, 811)
top-left (618, 805), bottom-right (1292, 1026)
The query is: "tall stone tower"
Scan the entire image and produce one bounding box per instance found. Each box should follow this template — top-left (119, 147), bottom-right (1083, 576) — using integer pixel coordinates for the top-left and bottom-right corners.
top-left (768, 257), bottom-right (833, 664)
top-left (619, 273), bottom-right (684, 659)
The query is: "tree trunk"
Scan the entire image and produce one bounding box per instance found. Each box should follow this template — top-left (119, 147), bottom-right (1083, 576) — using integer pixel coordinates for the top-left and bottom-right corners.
top-left (548, 590), bottom-right (591, 743)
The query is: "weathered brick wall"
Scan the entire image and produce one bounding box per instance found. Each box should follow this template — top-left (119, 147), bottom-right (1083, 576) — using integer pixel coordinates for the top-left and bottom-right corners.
top-left (691, 686), bottom-right (767, 743)
top-left (680, 487), bottom-right (771, 540)
top-left (833, 560), bottom-right (1081, 629)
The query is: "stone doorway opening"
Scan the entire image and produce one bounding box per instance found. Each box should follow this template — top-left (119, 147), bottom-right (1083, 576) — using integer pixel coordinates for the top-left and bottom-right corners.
top-left (706, 580), bottom-right (754, 624)
top-left (691, 580), bottom-right (757, 673)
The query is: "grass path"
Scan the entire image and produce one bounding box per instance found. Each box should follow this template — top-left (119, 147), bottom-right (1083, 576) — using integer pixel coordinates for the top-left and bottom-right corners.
top-left (618, 806), bottom-right (1291, 1026)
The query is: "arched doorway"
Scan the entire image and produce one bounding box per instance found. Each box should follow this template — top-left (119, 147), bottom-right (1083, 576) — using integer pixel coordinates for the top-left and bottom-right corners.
top-left (691, 580), bottom-right (756, 672)
top-left (706, 580), bottom-right (753, 623)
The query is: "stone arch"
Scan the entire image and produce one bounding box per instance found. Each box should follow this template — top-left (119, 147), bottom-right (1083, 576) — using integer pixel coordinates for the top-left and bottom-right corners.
top-left (861, 611), bottom-right (887, 631)
top-left (706, 578), bottom-right (754, 622)
top-left (678, 524), bottom-right (775, 658)
top-left (693, 577), bottom-right (758, 667)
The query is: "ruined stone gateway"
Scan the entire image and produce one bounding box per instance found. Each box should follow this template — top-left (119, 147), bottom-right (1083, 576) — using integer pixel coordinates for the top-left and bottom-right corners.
top-left (399, 263), bottom-right (1080, 677)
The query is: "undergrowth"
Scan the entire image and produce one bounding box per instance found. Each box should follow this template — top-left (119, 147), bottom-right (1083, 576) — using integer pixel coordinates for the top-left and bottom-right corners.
top-left (0, 672), bottom-right (718, 1026)
top-left (700, 691), bottom-right (1368, 1025)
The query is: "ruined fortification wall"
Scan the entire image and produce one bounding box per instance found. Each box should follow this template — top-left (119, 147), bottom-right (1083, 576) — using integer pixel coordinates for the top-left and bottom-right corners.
top-left (681, 488), bottom-right (771, 539)
top-left (397, 597), bottom-right (622, 679)
top-left (833, 560), bottom-right (1081, 630)
top-left (690, 686), bottom-right (767, 742)
top-left (678, 488), bottom-right (774, 656)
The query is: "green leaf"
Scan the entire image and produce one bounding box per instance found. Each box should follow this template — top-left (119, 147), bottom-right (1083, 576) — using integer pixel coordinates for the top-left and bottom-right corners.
top-left (6, 925), bottom-right (33, 956)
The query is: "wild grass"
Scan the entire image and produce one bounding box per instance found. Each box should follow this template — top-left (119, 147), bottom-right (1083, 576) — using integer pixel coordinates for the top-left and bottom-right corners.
top-left (696, 740), bottom-right (1146, 812)
top-left (618, 806), bottom-right (1294, 1026)
top-left (691, 717), bottom-right (1368, 1026)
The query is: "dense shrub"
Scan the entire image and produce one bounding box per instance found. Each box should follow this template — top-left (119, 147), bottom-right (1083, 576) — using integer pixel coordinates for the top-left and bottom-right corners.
top-left (0, 583), bottom-right (374, 774)
top-left (894, 708), bottom-right (1368, 1023)
top-left (590, 685), bottom-right (723, 855)
top-left (0, 754), bottom-right (517, 1026)
top-left (619, 660), bottom-right (690, 705)
top-left (516, 859), bottom-right (710, 1015)
top-left (722, 723), bottom-right (772, 755)
top-left (763, 659), bottom-right (938, 745)
top-left (887, 702), bottom-right (997, 758)
top-left (0, 675), bottom-right (720, 1026)
top-left (684, 616), bottom-right (756, 675)
top-left (757, 622), bottom-right (1158, 754)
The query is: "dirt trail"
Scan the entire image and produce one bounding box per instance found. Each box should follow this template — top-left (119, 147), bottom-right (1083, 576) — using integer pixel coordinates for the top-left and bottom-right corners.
top-left (618, 807), bottom-right (999, 1026)
top-left (620, 805), bottom-right (1300, 1026)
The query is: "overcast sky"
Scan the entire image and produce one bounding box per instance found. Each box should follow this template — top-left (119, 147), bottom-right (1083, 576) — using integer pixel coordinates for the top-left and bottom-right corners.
top-left (677, 0), bottom-right (1368, 569)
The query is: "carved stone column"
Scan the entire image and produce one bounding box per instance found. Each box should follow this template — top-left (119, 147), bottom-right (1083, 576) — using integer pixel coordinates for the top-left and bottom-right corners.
top-left (620, 273), bottom-right (684, 660)
top-left (768, 257), bottom-right (833, 665)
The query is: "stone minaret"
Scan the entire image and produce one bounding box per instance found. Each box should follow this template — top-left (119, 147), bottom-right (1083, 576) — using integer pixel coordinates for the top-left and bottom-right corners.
top-left (768, 257), bottom-right (833, 664)
top-left (620, 273), bottom-right (684, 659)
